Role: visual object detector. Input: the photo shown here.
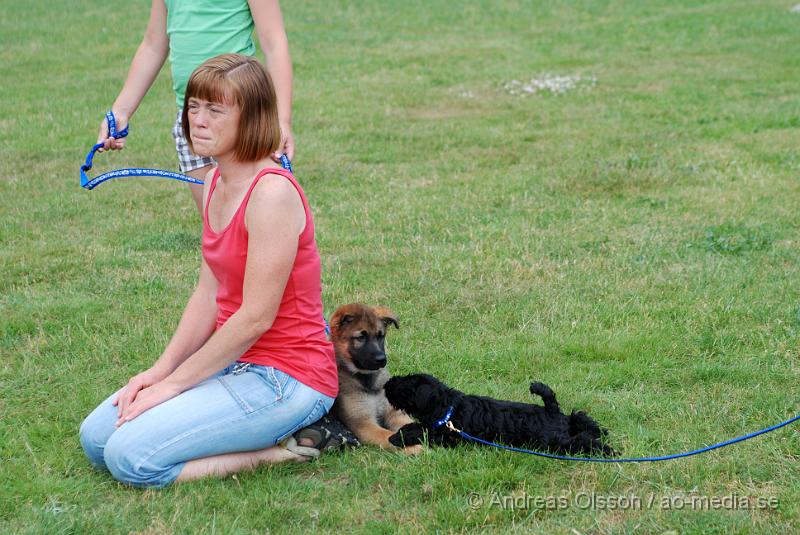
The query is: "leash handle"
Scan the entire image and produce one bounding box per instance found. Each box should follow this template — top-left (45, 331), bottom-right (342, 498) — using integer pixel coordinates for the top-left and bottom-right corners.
top-left (279, 153), bottom-right (293, 173)
top-left (81, 111), bottom-right (293, 190)
top-left (81, 111), bottom-right (130, 188)
top-left (105, 110), bottom-right (129, 140)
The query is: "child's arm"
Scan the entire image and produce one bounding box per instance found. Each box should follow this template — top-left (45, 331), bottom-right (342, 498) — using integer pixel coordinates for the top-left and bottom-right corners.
top-left (248, 0), bottom-right (294, 161)
top-left (97, 0), bottom-right (169, 152)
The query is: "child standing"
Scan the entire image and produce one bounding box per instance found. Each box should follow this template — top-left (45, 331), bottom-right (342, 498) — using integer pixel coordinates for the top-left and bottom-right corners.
top-left (95, 0), bottom-right (294, 212)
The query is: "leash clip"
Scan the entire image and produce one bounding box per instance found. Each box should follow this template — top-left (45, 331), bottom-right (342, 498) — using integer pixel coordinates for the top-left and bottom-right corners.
top-left (445, 420), bottom-right (461, 434)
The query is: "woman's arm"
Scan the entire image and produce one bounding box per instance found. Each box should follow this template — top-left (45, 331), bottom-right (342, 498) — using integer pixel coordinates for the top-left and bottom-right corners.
top-left (116, 174), bottom-right (305, 425)
top-left (248, 0), bottom-right (294, 160)
top-left (97, 0), bottom-right (169, 151)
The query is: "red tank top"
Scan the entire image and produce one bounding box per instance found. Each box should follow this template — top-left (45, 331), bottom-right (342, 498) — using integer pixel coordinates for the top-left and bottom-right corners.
top-left (202, 166), bottom-right (338, 397)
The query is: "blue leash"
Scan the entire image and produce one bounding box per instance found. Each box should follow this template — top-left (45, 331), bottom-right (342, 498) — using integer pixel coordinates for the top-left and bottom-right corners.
top-left (433, 405), bottom-right (800, 463)
top-left (80, 111), bottom-right (292, 190)
top-left (86, 112), bottom-right (796, 456)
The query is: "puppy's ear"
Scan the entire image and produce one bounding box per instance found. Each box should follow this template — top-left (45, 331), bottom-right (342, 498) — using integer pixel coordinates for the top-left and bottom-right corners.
top-left (373, 306), bottom-right (399, 330)
top-left (414, 385), bottom-right (434, 408)
top-left (328, 309), bottom-right (356, 338)
top-left (336, 314), bottom-right (356, 329)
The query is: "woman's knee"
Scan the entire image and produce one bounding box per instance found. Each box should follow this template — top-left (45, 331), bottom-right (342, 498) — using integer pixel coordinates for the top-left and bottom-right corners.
top-left (79, 411), bottom-right (113, 469)
top-left (102, 431), bottom-right (182, 488)
top-left (79, 391), bottom-right (123, 468)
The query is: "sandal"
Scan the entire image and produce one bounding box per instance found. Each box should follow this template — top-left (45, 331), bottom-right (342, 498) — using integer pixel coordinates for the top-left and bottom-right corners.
top-left (283, 416), bottom-right (361, 459)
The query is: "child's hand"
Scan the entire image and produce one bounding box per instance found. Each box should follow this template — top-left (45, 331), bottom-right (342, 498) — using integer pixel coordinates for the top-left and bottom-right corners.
top-left (272, 123), bottom-right (295, 163)
top-left (96, 110), bottom-right (129, 152)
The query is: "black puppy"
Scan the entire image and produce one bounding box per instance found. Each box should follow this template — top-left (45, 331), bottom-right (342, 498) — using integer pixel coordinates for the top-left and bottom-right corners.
top-left (385, 374), bottom-right (615, 456)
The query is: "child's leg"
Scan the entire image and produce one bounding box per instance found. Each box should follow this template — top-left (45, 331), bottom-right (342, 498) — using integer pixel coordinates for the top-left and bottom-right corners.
top-left (187, 170), bottom-right (210, 213)
top-left (171, 109), bottom-right (215, 213)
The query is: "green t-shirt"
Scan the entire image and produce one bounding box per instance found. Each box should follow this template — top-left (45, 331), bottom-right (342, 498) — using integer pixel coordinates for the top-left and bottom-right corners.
top-left (165, 0), bottom-right (256, 107)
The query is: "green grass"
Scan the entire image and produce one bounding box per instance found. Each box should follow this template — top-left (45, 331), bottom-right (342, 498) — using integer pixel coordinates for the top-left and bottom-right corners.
top-left (2, 0), bottom-right (800, 532)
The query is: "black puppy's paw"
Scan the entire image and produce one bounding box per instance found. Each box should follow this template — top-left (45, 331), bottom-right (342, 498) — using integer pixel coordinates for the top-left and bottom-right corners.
top-left (600, 442), bottom-right (618, 458)
top-left (389, 423), bottom-right (426, 447)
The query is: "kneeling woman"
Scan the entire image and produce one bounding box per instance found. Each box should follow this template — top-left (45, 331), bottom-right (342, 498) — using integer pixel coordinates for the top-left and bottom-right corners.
top-left (80, 54), bottom-right (338, 487)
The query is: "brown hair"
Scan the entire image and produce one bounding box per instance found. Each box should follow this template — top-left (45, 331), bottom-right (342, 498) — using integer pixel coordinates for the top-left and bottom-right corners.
top-left (182, 53), bottom-right (281, 161)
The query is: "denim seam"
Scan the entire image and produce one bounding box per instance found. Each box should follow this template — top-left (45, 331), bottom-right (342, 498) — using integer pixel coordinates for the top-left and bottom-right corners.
top-left (268, 367), bottom-right (283, 401)
top-left (279, 371), bottom-right (297, 399)
top-left (217, 375), bottom-right (254, 413)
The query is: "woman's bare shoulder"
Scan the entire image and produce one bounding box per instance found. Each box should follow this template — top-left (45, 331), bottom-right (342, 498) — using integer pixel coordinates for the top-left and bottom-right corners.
top-left (246, 172), bottom-right (305, 234)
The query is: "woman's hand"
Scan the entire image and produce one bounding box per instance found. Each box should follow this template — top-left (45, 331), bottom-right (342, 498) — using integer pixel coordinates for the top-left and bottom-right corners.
top-left (112, 366), bottom-right (168, 418)
top-left (115, 380), bottom-right (183, 427)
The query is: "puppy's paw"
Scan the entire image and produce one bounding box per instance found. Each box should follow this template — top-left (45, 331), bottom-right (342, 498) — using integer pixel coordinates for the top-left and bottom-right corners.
top-left (389, 423), bottom-right (425, 447)
top-left (402, 444), bottom-right (424, 455)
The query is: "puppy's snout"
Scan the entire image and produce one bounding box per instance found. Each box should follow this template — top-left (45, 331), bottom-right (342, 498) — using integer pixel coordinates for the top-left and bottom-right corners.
top-left (353, 346), bottom-right (388, 371)
top-left (363, 339), bottom-right (388, 369)
top-left (362, 348), bottom-right (387, 369)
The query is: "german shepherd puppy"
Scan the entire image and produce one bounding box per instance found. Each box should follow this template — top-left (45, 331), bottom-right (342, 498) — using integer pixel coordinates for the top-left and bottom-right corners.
top-left (330, 303), bottom-right (421, 453)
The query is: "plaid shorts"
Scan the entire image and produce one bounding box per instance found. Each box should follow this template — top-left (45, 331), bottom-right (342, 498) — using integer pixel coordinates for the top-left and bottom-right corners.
top-left (172, 109), bottom-right (215, 173)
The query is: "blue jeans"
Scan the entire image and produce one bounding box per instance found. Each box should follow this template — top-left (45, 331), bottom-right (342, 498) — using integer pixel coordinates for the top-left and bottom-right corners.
top-left (79, 363), bottom-right (334, 488)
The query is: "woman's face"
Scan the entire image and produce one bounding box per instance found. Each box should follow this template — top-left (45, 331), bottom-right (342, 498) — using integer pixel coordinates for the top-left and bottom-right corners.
top-left (186, 97), bottom-right (241, 159)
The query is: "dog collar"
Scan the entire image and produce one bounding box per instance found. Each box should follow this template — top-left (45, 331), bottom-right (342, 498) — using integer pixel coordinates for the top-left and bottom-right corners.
top-left (433, 405), bottom-right (455, 429)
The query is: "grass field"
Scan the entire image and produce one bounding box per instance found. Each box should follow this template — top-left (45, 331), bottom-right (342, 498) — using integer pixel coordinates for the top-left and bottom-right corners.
top-left (2, 0), bottom-right (800, 533)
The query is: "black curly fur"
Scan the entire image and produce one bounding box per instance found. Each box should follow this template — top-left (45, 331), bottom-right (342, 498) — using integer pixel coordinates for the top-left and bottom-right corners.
top-left (384, 373), bottom-right (616, 457)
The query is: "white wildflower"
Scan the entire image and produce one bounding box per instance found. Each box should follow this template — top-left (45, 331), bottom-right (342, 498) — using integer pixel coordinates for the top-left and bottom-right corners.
top-left (503, 73), bottom-right (597, 96)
